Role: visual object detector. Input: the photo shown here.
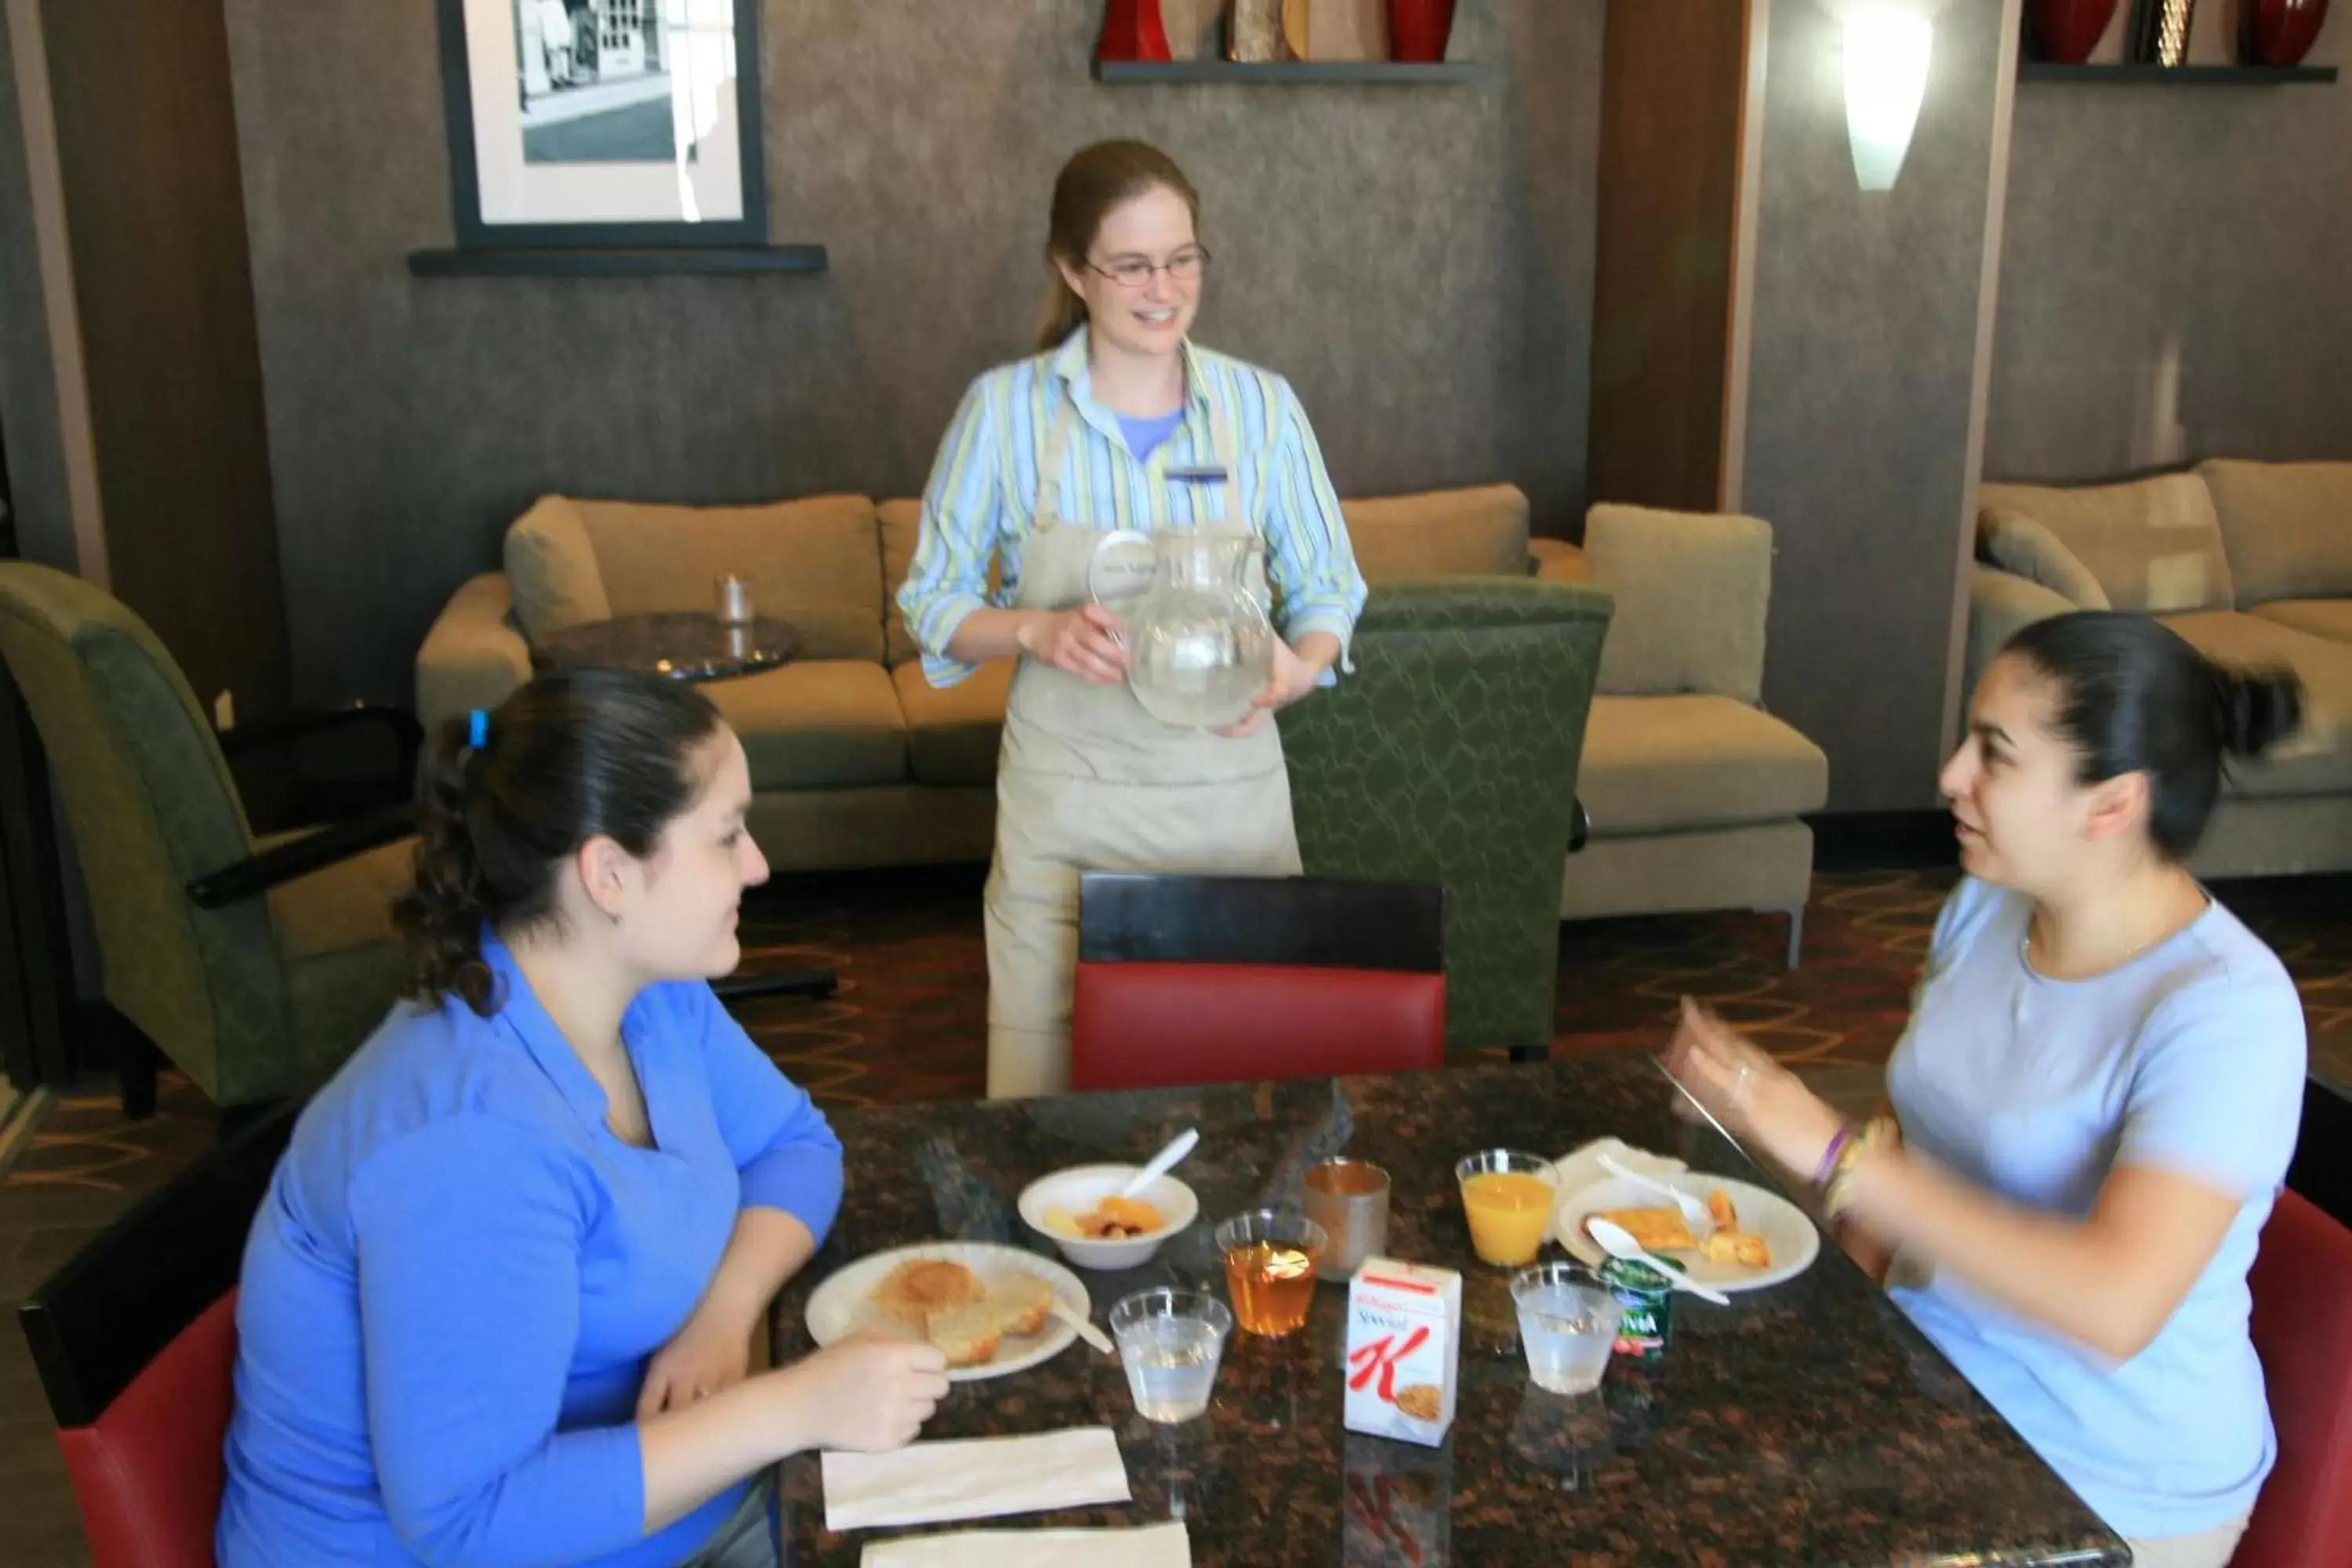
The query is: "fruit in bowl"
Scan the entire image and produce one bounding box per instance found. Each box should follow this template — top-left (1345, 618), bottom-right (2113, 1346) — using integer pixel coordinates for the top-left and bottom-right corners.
top-left (1018, 1163), bottom-right (1200, 1271)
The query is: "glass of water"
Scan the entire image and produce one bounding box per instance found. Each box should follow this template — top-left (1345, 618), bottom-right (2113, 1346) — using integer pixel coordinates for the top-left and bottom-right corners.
top-left (1109, 1289), bottom-right (1234, 1424)
top-left (1510, 1264), bottom-right (1623, 1396)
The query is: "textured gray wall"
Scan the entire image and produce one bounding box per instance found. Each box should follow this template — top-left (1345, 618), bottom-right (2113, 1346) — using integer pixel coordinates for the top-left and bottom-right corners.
top-left (1741, 0), bottom-right (2010, 813)
top-left (1985, 13), bottom-right (2352, 478)
top-left (221, 0), bottom-right (1603, 706)
top-left (0, 5), bottom-right (76, 568)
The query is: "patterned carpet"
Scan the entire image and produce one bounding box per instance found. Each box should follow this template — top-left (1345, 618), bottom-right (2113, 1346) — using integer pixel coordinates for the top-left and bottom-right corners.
top-left (8, 866), bottom-right (2352, 1198)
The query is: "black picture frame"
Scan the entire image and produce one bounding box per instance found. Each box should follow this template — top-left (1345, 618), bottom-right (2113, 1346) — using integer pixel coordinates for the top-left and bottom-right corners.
top-left (434, 0), bottom-right (769, 250)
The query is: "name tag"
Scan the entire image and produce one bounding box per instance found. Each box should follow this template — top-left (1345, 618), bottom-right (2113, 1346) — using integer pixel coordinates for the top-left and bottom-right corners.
top-left (1163, 465), bottom-right (1229, 485)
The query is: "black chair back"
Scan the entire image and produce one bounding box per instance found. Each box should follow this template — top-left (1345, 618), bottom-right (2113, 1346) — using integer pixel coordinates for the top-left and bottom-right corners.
top-left (1076, 873), bottom-right (1445, 971)
top-left (18, 1101), bottom-right (296, 1426)
top-left (2288, 1073), bottom-right (2352, 1226)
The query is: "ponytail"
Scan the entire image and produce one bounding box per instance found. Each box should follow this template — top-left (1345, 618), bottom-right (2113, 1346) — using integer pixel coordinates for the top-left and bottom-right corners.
top-left (1035, 281), bottom-right (1088, 356)
top-left (2002, 612), bottom-right (2306, 862)
top-left (390, 673), bottom-right (726, 1015)
top-left (2213, 666), bottom-right (2302, 761)
top-left (392, 717), bottom-right (497, 1012)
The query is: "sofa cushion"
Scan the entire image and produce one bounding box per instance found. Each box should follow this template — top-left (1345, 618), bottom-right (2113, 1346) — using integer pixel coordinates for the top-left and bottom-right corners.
top-left (2252, 599), bottom-right (2352, 647)
top-left (702, 661), bottom-right (907, 789)
top-left (1583, 506), bottom-right (1772, 705)
top-left (1576, 695), bottom-right (1828, 836)
top-left (2160, 612), bottom-right (2352, 797)
top-left (892, 659), bottom-right (1012, 786)
top-left (539, 495), bottom-right (887, 662)
top-left (880, 499), bottom-right (1004, 667)
top-left (2198, 459), bottom-right (2352, 606)
top-left (1979, 475), bottom-right (2234, 615)
top-left (504, 496), bottom-right (613, 642)
top-left (1339, 485), bottom-right (1530, 583)
top-left (1979, 506), bottom-right (2112, 610)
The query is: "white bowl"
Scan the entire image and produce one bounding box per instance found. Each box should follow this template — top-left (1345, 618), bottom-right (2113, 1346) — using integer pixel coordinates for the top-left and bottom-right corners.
top-left (1017, 1163), bottom-right (1200, 1272)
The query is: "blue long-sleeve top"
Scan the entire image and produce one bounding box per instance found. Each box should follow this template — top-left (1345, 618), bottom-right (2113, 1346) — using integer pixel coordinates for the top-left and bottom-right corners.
top-left (217, 931), bottom-right (844, 1566)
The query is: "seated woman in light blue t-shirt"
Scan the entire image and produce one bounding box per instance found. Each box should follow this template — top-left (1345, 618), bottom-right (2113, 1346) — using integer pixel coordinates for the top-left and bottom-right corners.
top-left (217, 672), bottom-right (950, 1568)
top-left (1667, 612), bottom-right (2307, 1568)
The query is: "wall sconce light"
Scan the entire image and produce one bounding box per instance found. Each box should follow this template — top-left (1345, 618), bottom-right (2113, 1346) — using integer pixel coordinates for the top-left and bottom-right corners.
top-left (1843, 9), bottom-right (1933, 191)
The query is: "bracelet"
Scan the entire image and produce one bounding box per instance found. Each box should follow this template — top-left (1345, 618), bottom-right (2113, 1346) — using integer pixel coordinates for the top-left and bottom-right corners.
top-left (1811, 1124), bottom-right (1856, 1190)
top-left (1822, 1116), bottom-right (1897, 1221)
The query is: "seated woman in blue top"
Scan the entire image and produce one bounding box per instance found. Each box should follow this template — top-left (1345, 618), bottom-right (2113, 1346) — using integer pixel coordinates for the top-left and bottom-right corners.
top-left (1666, 612), bottom-right (2307, 1568)
top-left (217, 671), bottom-right (949, 1568)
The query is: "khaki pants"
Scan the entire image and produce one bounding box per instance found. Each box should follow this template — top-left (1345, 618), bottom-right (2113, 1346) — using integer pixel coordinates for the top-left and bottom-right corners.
top-left (2122, 1515), bottom-right (2249, 1568)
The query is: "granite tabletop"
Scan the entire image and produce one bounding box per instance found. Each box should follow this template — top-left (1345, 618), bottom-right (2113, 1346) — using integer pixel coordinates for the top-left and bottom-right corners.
top-left (528, 612), bottom-right (798, 681)
top-left (768, 1057), bottom-right (2128, 1566)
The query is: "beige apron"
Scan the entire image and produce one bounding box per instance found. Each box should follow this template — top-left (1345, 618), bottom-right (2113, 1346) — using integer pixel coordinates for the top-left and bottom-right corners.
top-left (983, 393), bottom-right (1301, 1098)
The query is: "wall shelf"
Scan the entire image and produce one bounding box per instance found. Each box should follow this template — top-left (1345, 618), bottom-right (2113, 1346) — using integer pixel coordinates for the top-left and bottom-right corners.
top-left (406, 245), bottom-right (829, 278)
top-left (2017, 62), bottom-right (2338, 85)
top-left (1092, 60), bottom-right (1485, 85)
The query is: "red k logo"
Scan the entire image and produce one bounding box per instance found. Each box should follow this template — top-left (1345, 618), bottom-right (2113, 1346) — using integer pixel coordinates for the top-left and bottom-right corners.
top-left (1347, 1325), bottom-right (1429, 1402)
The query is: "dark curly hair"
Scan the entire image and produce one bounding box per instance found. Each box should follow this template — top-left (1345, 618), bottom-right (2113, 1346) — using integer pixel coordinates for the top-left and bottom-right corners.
top-left (2002, 612), bottom-right (2303, 862)
top-left (393, 670), bottom-right (726, 1014)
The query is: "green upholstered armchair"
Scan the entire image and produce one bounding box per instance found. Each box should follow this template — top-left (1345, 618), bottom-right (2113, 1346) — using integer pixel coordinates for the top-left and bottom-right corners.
top-left (1283, 578), bottom-right (1613, 1056)
top-left (0, 564), bottom-right (416, 1112)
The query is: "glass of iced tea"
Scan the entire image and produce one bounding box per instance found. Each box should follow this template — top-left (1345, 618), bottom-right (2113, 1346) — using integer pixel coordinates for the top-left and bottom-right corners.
top-left (1456, 1149), bottom-right (1562, 1266)
top-left (1214, 1208), bottom-right (1326, 1337)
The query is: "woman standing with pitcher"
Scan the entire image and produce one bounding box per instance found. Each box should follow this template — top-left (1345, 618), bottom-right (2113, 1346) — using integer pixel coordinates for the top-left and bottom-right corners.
top-left (897, 140), bottom-right (1367, 1098)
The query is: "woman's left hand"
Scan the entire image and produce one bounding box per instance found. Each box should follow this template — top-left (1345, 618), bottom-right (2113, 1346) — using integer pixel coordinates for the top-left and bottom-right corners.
top-left (1215, 638), bottom-right (1329, 739)
top-left (1662, 996), bottom-right (1846, 1180)
top-left (636, 1303), bottom-right (757, 1420)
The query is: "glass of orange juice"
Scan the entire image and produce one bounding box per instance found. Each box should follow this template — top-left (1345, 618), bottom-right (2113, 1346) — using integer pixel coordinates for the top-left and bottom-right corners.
top-left (1455, 1149), bottom-right (1561, 1267)
top-left (1214, 1209), bottom-right (1327, 1336)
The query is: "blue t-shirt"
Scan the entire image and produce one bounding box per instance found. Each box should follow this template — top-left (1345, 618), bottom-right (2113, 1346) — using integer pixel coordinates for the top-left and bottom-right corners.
top-left (216, 932), bottom-right (844, 1566)
top-left (1116, 407), bottom-right (1185, 462)
top-left (1886, 876), bottom-right (2306, 1539)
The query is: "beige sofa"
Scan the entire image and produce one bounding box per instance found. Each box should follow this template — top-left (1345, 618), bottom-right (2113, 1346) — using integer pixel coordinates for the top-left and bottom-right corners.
top-left (417, 485), bottom-right (1572, 872)
top-left (416, 485), bottom-right (1831, 952)
top-left (1558, 506), bottom-right (1829, 967)
top-left (1967, 459), bottom-right (2352, 878)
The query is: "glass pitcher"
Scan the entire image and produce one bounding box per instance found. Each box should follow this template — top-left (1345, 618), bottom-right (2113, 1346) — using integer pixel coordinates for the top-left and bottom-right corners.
top-left (1091, 528), bottom-right (1277, 731)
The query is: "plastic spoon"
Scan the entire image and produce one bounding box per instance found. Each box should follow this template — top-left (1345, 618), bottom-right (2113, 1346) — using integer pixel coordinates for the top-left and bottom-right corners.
top-left (1050, 1298), bottom-right (1116, 1356)
top-left (1598, 1153), bottom-right (1715, 1235)
top-left (1120, 1128), bottom-right (1200, 1198)
top-left (1584, 1216), bottom-right (1733, 1305)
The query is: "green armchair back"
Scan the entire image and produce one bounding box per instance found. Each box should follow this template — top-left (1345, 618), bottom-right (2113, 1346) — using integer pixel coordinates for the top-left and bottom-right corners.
top-left (1284, 578), bottom-right (1613, 1054)
top-left (0, 564), bottom-right (408, 1106)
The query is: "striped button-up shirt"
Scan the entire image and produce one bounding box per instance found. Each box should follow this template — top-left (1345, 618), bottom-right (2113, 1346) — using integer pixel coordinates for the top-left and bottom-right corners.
top-left (897, 328), bottom-right (1367, 688)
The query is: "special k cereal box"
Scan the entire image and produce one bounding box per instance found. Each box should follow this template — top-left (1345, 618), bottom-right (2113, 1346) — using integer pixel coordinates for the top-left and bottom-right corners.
top-left (1344, 1258), bottom-right (1461, 1447)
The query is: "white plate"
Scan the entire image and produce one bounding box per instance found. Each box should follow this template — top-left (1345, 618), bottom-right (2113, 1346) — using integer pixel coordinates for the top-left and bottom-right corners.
top-left (1552, 1174), bottom-right (1820, 1294)
top-left (804, 1243), bottom-right (1092, 1382)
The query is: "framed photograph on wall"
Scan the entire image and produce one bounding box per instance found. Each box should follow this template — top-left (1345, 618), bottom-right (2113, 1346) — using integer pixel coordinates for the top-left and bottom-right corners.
top-left (434, 0), bottom-right (768, 249)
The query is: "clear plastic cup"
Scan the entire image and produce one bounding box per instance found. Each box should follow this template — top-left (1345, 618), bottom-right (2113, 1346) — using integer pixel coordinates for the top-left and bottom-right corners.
top-left (1455, 1149), bottom-right (1562, 1266)
top-left (1109, 1289), bottom-right (1234, 1423)
top-left (1214, 1209), bottom-right (1326, 1337)
top-left (1510, 1263), bottom-right (1624, 1395)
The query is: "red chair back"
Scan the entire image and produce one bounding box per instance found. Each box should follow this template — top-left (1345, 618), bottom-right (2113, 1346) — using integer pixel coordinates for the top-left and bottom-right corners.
top-left (1073, 960), bottom-right (1446, 1091)
top-left (19, 1101), bottom-right (296, 1568)
top-left (1069, 873), bottom-right (1446, 1091)
top-left (53, 1290), bottom-right (240, 1568)
top-left (2239, 1186), bottom-right (2352, 1567)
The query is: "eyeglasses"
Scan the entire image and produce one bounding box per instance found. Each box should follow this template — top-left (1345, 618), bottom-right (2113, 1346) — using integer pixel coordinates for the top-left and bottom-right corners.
top-left (1085, 246), bottom-right (1212, 289)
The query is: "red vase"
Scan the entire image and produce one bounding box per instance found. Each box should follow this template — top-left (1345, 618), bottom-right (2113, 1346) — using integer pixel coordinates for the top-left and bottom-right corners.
top-left (1099, 0), bottom-right (1173, 63)
top-left (2241, 0), bottom-right (2332, 64)
top-left (1388, 0), bottom-right (1458, 63)
top-left (2027, 0), bottom-right (2121, 61)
